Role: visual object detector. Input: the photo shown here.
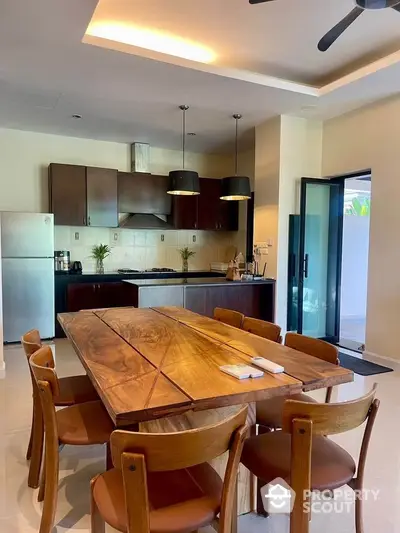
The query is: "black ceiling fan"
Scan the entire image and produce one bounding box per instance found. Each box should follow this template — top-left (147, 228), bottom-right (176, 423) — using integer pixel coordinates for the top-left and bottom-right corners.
top-left (249, 0), bottom-right (400, 51)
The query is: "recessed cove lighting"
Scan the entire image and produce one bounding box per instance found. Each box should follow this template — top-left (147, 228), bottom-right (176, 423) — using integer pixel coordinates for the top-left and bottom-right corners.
top-left (86, 22), bottom-right (216, 64)
top-left (71, 114), bottom-right (82, 119)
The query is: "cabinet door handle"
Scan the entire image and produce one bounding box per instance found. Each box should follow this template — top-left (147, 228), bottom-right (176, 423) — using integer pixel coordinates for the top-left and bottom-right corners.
top-left (83, 216), bottom-right (86, 225)
top-left (88, 216), bottom-right (91, 226)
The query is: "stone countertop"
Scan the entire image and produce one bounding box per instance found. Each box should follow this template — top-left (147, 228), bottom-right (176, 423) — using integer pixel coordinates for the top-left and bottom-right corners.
top-left (123, 277), bottom-right (276, 288)
top-left (55, 270), bottom-right (226, 282)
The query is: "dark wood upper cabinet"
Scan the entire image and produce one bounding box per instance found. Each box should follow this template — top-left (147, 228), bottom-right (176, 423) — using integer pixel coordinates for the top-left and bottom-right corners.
top-left (86, 167), bottom-right (118, 227)
top-left (170, 177), bottom-right (239, 231)
top-left (219, 197), bottom-right (239, 231)
top-left (49, 164), bottom-right (118, 227)
top-left (169, 195), bottom-right (199, 230)
top-left (198, 178), bottom-right (221, 230)
top-left (49, 164), bottom-right (87, 226)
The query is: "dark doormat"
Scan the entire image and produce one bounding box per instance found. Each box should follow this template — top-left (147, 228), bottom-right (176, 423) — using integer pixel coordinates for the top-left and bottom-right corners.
top-left (339, 351), bottom-right (393, 376)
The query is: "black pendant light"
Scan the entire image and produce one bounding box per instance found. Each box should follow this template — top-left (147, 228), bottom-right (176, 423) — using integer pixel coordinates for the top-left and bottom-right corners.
top-left (168, 105), bottom-right (200, 196)
top-left (221, 114), bottom-right (251, 201)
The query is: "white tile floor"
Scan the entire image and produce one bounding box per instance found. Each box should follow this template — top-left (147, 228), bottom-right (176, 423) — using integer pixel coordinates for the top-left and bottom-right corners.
top-left (0, 339), bottom-right (397, 532)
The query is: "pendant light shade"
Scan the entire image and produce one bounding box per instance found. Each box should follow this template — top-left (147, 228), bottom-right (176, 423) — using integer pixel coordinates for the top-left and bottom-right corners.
top-left (220, 176), bottom-right (251, 201)
top-left (168, 105), bottom-right (200, 196)
top-left (168, 170), bottom-right (200, 196)
top-left (220, 114), bottom-right (251, 201)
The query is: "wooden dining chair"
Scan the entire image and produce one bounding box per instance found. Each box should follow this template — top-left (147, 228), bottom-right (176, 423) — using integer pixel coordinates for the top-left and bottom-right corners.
top-left (29, 345), bottom-right (114, 533)
top-left (242, 317), bottom-right (282, 343)
top-left (90, 405), bottom-right (249, 533)
top-left (22, 329), bottom-right (99, 489)
top-left (213, 307), bottom-right (244, 329)
top-left (241, 385), bottom-right (379, 533)
top-left (256, 333), bottom-right (340, 431)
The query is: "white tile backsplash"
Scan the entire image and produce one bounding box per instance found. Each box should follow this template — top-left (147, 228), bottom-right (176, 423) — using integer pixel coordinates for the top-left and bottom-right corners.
top-left (54, 226), bottom-right (244, 273)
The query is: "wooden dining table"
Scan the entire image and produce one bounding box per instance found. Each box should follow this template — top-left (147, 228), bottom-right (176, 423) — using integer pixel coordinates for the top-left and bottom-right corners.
top-left (58, 306), bottom-right (353, 514)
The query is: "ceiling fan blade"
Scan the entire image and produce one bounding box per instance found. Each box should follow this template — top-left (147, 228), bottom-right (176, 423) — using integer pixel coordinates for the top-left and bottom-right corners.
top-left (318, 7), bottom-right (363, 52)
top-left (249, 0), bottom-right (275, 4)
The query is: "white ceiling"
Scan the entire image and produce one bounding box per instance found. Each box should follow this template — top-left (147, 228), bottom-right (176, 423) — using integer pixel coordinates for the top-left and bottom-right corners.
top-left (89, 0), bottom-right (400, 85)
top-left (1, 0), bottom-right (400, 153)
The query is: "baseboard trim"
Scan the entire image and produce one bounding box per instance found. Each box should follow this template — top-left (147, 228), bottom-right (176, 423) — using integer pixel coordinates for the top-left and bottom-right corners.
top-left (363, 350), bottom-right (399, 371)
top-left (0, 361), bottom-right (5, 379)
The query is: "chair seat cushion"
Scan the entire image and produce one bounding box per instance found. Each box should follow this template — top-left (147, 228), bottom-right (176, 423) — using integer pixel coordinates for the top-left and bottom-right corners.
top-left (57, 400), bottom-right (114, 445)
top-left (92, 463), bottom-right (223, 533)
top-left (55, 375), bottom-right (98, 406)
top-left (256, 393), bottom-right (317, 429)
top-left (242, 431), bottom-right (356, 492)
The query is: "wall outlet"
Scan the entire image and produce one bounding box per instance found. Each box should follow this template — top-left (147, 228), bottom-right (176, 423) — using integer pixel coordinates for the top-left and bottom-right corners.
top-left (74, 232), bottom-right (80, 241)
top-left (113, 232), bottom-right (119, 242)
top-left (192, 235), bottom-right (196, 243)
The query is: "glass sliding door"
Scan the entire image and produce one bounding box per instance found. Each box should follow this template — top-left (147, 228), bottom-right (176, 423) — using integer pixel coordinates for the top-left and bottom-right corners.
top-left (297, 178), bottom-right (344, 342)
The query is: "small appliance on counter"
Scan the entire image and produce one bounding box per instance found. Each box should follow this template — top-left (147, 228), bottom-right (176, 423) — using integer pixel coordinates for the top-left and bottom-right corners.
top-left (70, 261), bottom-right (83, 274)
top-left (54, 250), bottom-right (70, 272)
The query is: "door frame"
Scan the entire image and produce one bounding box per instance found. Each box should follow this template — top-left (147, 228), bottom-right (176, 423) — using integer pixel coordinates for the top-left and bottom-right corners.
top-left (297, 177), bottom-right (345, 342)
top-left (328, 170), bottom-right (371, 351)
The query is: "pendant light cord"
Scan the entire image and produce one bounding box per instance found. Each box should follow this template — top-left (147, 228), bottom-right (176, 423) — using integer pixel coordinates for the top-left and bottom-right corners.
top-left (235, 115), bottom-right (238, 176)
top-left (182, 106), bottom-right (186, 169)
top-left (178, 104), bottom-right (189, 169)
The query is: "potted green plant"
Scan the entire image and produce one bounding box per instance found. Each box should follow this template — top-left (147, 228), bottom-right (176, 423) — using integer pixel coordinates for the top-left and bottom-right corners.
top-left (91, 243), bottom-right (111, 274)
top-left (179, 246), bottom-right (196, 272)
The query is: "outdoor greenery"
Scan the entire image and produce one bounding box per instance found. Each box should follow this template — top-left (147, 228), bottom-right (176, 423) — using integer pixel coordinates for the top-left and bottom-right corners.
top-left (345, 196), bottom-right (370, 216)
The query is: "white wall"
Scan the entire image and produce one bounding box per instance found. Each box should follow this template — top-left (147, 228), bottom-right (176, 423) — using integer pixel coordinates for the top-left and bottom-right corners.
top-left (341, 215), bottom-right (370, 319)
top-left (322, 95), bottom-right (400, 361)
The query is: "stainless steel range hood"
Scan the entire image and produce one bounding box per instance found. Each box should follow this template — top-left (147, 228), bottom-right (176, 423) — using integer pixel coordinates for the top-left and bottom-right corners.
top-left (118, 213), bottom-right (172, 230)
top-left (118, 145), bottom-right (172, 229)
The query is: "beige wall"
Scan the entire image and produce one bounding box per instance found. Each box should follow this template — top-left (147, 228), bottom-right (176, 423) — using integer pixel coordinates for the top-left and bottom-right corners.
top-left (254, 116), bottom-right (322, 327)
top-left (322, 95), bottom-right (400, 362)
top-left (277, 116), bottom-right (323, 327)
top-left (254, 117), bottom-right (281, 280)
top-left (0, 128), bottom-right (234, 213)
top-left (0, 128), bottom-right (247, 370)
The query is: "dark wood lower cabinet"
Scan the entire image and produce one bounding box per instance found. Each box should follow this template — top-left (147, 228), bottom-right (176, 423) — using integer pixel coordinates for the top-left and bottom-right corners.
top-left (184, 283), bottom-right (275, 322)
top-left (67, 282), bottom-right (134, 312)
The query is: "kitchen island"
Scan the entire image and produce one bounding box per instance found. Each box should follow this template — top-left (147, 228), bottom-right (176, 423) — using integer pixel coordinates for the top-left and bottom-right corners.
top-left (124, 277), bottom-right (276, 322)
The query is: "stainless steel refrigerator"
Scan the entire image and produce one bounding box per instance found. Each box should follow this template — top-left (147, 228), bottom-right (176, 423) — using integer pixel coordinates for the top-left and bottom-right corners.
top-left (1, 212), bottom-right (55, 342)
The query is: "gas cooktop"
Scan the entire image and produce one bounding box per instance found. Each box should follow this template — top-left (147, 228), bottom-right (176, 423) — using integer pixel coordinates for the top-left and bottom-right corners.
top-left (145, 268), bottom-right (176, 273)
top-left (117, 268), bottom-right (176, 274)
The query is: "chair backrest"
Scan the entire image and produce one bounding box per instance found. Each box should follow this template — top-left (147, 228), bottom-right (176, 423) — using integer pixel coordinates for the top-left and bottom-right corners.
top-left (111, 404), bottom-right (248, 472)
top-left (111, 405), bottom-right (249, 533)
top-left (242, 317), bottom-right (282, 343)
top-left (213, 307), bottom-right (244, 329)
top-left (285, 332), bottom-right (339, 365)
top-left (281, 385), bottom-right (379, 532)
top-left (29, 345), bottom-right (60, 398)
top-left (21, 329), bottom-right (42, 359)
top-left (282, 383), bottom-right (378, 436)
